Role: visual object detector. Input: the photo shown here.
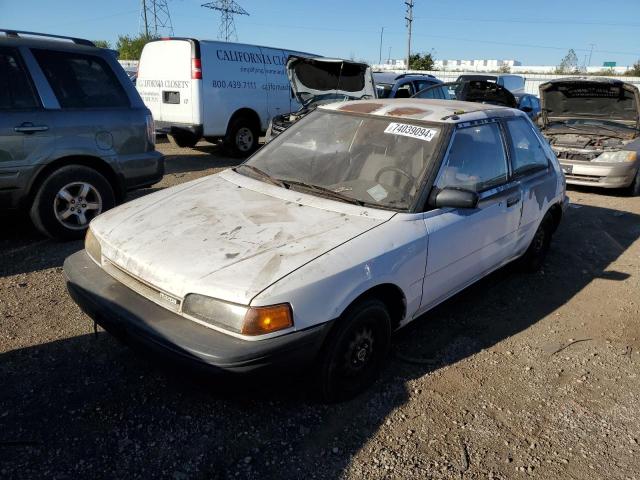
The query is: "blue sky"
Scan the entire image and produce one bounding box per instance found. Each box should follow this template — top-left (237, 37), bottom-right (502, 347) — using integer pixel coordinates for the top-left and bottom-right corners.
top-left (1, 0), bottom-right (638, 66)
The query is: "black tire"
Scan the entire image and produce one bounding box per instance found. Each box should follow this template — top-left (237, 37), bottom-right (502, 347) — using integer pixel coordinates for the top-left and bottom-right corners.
top-left (518, 214), bottom-right (553, 273)
top-left (316, 298), bottom-right (392, 402)
top-left (224, 116), bottom-right (259, 157)
top-left (628, 169), bottom-right (640, 197)
top-left (29, 165), bottom-right (115, 241)
top-left (167, 133), bottom-right (199, 148)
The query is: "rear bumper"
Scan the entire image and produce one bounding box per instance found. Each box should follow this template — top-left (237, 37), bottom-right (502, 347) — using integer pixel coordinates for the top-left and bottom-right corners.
top-left (155, 121), bottom-right (203, 139)
top-left (63, 251), bottom-right (331, 375)
top-left (121, 150), bottom-right (165, 191)
top-left (560, 160), bottom-right (639, 188)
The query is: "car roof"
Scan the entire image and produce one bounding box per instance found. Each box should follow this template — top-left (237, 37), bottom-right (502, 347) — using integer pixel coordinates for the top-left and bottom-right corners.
top-left (319, 98), bottom-right (523, 124)
top-left (373, 72), bottom-right (439, 84)
top-left (0, 35), bottom-right (101, 53)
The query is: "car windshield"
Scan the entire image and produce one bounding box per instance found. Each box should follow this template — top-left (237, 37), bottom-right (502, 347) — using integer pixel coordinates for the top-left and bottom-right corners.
top-left (240, 110), bottom-right (443, 210)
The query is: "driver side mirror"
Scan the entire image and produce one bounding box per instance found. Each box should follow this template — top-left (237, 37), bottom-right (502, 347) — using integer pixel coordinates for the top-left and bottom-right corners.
top-left (429, 187), bottom-right (479, 209)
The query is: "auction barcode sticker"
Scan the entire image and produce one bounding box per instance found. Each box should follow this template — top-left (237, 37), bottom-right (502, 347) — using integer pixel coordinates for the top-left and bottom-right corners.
top-left (384, 122), bottom-right (437, 142)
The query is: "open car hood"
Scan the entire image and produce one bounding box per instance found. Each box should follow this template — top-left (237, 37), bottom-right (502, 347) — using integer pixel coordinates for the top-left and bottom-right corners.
top-left (416, 80), bottom-right (517, 108)
top-left (539, 79), bottom-right (640, 127)
top-left (286, 55), bottom-right (376, 107)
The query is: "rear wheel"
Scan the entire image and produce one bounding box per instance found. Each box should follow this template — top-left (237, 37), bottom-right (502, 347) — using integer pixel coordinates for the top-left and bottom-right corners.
top-left (518, 214), bottom-right (553, 272)
top-left (225, 116), bottom-right (259, 157)
top-left (167, 132), bottom-right (199, 148)
top-left (316, 299), bottom-right (392, 402)
top-left (30, 165), bottom-right (115, 240)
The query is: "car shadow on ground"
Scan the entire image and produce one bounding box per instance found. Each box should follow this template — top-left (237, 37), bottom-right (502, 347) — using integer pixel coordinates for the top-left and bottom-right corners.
top-left (1, 203), bottom-right (639, 478)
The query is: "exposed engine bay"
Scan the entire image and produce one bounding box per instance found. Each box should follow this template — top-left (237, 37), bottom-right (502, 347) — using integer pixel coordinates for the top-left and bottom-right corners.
top-left (546, 130), bottom-right (635, 161)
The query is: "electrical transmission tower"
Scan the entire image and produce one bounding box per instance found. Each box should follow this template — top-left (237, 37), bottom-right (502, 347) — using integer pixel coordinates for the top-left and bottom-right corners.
top-left (201, 1), bottom-right (249, 42)
top-left (140, 0), bottom-right (174, 37)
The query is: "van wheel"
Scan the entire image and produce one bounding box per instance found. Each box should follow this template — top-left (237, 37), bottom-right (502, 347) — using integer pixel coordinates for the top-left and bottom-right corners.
top-left (167, 133), bottom-right (199, 148)
top-left (316, 299), bottom-right (392, 403)
top-left (628, 169), bottom-right (640, 197)
top-left (518, 214), bottom-right (553, 273)
top-left (225, 117), bottom-right (259, 157)
top-left (30, 165), bottom-right (115, 241)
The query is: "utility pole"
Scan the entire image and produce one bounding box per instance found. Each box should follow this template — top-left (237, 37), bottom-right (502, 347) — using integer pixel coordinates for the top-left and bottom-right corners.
top-left (379, 27), bottom-right (384, 65)
top-left (587, 43), bottom-right (595, 68)
top-left (405, 0), bottom-right (414, 71)
top-left (139, 0), bottom-right (173, 37)
top-left (202, 1), bottom-right (249, 42)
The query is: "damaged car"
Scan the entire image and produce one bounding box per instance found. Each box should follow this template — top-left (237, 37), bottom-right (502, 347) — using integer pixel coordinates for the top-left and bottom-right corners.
top-left (64, 98), bottom-right (566, 401)
top-left (265, 55), bottom-right (375, 140)
top-left (538, 78), bottom-right (640, 195)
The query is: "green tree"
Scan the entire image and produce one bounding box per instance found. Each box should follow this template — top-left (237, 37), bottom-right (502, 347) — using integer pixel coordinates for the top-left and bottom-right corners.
top-left (409, 52), bottom-right (435, 70)
top-left (92, 40), bottom-right (111, 49)
top-left (498, 63), bottom-right (511, 73)
top-left (555, 49), bottom-right (579, 74)
top-left (116, 34), bottom-right (157, 60)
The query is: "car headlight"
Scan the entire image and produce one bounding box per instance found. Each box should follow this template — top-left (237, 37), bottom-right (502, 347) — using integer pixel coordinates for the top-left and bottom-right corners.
top-left (182, 294), bottom-right (293, 336)
top-left (593, 151), bottom-right (637, 163)
top-left (85, 227), bottom-right (102, 264)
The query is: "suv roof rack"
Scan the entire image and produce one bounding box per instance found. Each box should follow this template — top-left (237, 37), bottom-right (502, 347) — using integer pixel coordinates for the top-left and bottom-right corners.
top-left (0, 29), bottom-right (95, 47)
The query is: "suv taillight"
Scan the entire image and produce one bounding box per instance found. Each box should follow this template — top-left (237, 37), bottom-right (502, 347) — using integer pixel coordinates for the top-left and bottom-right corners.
top-left (145, 113), bottom-right (155, 148)
top-left (192, 58), bottom-right (202, 80)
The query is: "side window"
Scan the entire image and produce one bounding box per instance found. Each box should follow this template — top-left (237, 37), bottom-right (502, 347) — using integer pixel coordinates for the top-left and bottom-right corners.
top-left (394, 82), bottom-right (413, 98)
top-left (413, 80), bottom-right (434, 92)
top-left (506, 118), bottom-right (549, 176)
top-left (31, 49), bottom-right (129, 109)
top-left (436, 123), bottom-right (508, 193)
top-left (414, 86), bottom-right (441, 99)
top-left (0, 48), bottom-right (39, 110)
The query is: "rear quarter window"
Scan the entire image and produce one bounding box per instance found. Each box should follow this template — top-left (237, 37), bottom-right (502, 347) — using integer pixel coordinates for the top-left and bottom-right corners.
top-left (32, 49), bottom-right (129, 109)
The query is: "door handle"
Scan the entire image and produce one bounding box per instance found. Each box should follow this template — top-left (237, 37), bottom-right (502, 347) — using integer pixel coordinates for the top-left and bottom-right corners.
top-left (506, 196), bottom-right (521, 208)
top-left (14, 122), bottom-right (49, 134)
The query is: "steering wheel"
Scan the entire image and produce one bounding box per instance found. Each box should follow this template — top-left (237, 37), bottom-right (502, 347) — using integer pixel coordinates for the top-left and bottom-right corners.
top-left (374, 166), bottom-right (416, 196)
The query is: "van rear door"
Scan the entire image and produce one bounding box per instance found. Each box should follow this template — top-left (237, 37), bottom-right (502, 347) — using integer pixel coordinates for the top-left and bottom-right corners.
top-left (137, 39), bottom-right (201, 128)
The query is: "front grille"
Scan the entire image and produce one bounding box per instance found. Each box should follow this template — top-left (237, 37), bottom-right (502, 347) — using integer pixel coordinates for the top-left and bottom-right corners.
top-left (102, 260), bottom-right (182, 312)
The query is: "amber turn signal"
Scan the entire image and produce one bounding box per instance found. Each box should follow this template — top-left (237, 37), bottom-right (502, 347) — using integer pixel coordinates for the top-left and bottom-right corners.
top-left (241, 304), bottom-right (293, 336)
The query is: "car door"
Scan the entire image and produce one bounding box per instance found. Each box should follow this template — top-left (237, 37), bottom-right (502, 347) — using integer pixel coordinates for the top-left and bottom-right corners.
top-left (419, 121), bottom-right (524, 311)
top-left (503, 117), bottom-right (556, 251)
top-left (0, 46), bottom-right (52, 170)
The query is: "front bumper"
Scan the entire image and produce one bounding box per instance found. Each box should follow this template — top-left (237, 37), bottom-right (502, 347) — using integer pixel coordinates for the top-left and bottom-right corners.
top-left (560, 160), bottom-right (639, 188)
top-left (63, 251), bottom-right (332, 375)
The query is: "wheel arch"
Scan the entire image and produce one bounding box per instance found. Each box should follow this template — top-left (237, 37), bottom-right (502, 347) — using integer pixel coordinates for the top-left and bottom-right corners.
top-left (337, 283), bottom-right (407, 332)
top-left (27, 156), bottom-right (125, 207)
top-left (546, 201), bottom-right (563, 233)
top-left (226, 108), bottom-right (263, 135)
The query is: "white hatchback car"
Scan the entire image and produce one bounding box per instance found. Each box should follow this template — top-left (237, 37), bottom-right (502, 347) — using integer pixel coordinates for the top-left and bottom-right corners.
top-left (64, 99), bottom-right (567, 401)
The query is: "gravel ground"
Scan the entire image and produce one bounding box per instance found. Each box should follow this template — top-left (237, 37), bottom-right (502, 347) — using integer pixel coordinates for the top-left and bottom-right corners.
top-left (1, 138), bottom-right (640, 479)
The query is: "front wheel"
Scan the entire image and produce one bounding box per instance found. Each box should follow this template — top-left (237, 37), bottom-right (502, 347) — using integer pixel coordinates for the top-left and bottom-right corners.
top-left (518, 214), bottom-right (553, 272)
top-left (225, 117), bottom-right (259, 157)
top-left (30, 165), bottom-right (115, 240)
top-left (316, 299), bottom-right (392, 402)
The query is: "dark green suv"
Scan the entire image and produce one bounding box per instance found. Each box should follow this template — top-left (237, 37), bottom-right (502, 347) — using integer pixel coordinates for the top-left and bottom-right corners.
top-left (0, 30), bottom-right (163, 239)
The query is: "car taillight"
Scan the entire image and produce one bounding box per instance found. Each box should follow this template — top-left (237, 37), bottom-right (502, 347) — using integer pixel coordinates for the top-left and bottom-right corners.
top-left (192, 58), bottom-right (202, 79)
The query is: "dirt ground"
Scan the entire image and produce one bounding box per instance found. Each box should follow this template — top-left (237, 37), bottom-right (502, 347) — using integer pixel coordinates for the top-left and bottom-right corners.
top-left (1, 138), bottom-right (639, 480)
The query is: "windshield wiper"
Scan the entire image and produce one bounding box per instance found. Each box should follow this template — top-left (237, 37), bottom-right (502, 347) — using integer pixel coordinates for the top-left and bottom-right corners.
top-left (235, 164), bottom-right (285, 187)
top-left (279, 179), bottom-right (374, 207)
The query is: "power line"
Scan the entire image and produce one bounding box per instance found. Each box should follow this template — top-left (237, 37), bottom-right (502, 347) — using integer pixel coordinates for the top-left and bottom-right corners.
top-left (140, 0), bottom-right (173, 37)
top-left (202, 0), bottom-right (249, 42)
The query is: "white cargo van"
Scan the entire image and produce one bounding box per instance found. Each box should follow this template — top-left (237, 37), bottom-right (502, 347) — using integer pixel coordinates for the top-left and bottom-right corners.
top-left (137, 38), bottom-right (313, 155)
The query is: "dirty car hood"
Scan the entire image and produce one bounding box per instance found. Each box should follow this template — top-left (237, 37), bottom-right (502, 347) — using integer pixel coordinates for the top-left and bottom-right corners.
top-left (90, 170), bottom-right (393, 305)
top-left (540, 79), bottom-right (640, 127)
top-left (287, 55), bottom-right (376, 106)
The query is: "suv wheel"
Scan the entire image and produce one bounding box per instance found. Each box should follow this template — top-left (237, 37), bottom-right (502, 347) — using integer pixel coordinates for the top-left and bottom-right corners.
top-left (316, 298), bottom-right (392, 402)
top-left (518, 214), bottom-right (553, 272)
top-left (167, 133), bottom-right (199, 148)
top-left (225, 117), bottom-right (259, 157)
top-left (30, 165), bottom-right (115, 240)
